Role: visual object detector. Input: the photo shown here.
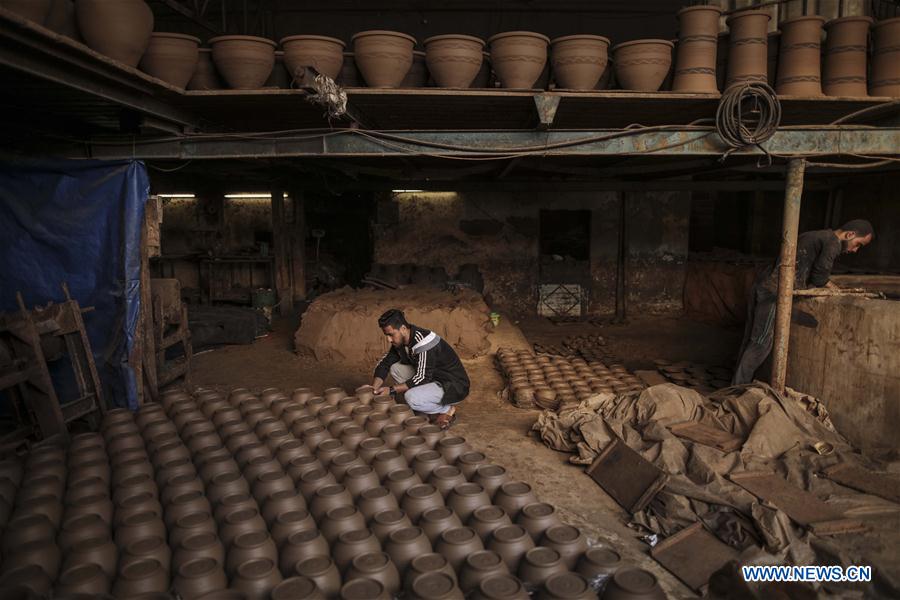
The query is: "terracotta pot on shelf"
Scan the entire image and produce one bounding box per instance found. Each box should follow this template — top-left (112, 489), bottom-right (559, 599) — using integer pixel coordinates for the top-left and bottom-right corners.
top-left (295, 556), bottom-right (342, 598)
top-left (767, 31), bottom-right (780, 88)
top-left (612, 39), bottom-right (673, 91)
top-left (776, 16), bottom-right (824, 96)
top-left (351, 30), bottom-right (415, 88)
top-left (232, 558), bottom-right (284, 600)
top-left (272, 576), bottom-right (325, 600)
top-left (333, 529), bottom-right (382, 572)
top-left (871, 17), bottom-right (900, 97)
top-left (408, 571), bottom-right (464, 600)
top-left (823, 16), bottom-right (871, 97)
top-left (673, 5), bottom-right (721, 93)
top-left (75, 0), bottom-right (153, 67)
top-left (489, 31), bottom-right (550, 88)
top-left (472, 51), bottom-right (493, 87)
top-left (111, 558), bottom-right (169, 596)
top-left (726, 9), bottom-right (771, 87)
top-left (423, 34), bottom-right (485, 88)
top-left (139, 32), bottom-right (200, 88)
top-left (598, 568), bottom-right (666, 600)
top-left (336, 52), bottom-right (361, 86)
top-left (210, 35), bottom-right (276, 89)
top-left (550, 34), bottom-right (609, 90)
top-left (347, 551), bottom-right (401, 596)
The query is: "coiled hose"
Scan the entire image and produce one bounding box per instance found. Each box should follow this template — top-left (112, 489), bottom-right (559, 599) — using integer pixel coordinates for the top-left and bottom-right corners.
top-left (715, 82), bottom-right (782, 163)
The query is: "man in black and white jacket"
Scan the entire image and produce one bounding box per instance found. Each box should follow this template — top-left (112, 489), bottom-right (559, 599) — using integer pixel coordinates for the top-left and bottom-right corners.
top-left (371, 308), bottom-right (470, 430)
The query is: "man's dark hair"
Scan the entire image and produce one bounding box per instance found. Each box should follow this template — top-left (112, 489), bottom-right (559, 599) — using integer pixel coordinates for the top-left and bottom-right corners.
top-left (378, 308), bottom-right (408, 330)
top-left (840, 219), bottom-right (874, 239)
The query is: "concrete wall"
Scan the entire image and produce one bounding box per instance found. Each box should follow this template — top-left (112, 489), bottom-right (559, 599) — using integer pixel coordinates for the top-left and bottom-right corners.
top-left (787, 297), bottom-right (900, 452)
top-left (373, 190), bottom-right (690, 317)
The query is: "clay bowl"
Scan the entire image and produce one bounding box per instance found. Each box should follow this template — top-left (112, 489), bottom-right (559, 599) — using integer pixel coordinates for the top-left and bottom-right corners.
top-left (139, 32), bottom-right (200, 88)
top-left (550, 34), bottom-right (610, 90)
top-left (423, 34), bottom-right (485, 88)
top-left (210, 35), bottom-right (276, 89)
top-left (352, 30), bottom-right (417, 88)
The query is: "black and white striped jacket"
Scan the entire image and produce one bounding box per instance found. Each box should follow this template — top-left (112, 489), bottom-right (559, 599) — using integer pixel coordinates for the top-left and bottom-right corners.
top-left (373, 324), bottom-right (470, 406)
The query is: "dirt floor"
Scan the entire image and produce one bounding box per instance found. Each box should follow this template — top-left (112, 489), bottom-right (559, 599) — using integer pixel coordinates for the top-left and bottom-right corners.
top-left (190, 312), bottom-right (755, 599)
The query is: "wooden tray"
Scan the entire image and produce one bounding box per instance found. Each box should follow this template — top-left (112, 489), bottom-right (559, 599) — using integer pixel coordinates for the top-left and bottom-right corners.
top-left (651, 522), bottom-right (739, 592)
top-left (586, 436), bottom-right (669, 514)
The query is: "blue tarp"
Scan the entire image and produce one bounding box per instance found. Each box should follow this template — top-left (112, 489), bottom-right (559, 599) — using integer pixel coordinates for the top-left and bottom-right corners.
top-left (0, 159), bottom-right (148, 410)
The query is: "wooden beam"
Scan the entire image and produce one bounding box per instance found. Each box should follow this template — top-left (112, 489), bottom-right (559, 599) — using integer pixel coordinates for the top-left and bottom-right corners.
top-left (271, 185), bottom-right (293, 313)
top-left (291, 191), bottom-right (307, 303)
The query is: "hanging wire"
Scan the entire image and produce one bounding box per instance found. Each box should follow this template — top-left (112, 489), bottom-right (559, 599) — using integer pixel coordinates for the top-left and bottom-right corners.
top-left (715, 82), bottom-right (782, 165)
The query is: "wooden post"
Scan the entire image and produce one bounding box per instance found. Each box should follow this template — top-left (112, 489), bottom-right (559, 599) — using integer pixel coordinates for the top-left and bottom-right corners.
top-left (291, 191), bottom-right (307, 302)
top-left (771, 158), bottom-right (806, 393)
top-left (271, 185), bottom-right (293, 313)
top-left (615, 193), bottom-right (627, 321)
top-left (137, 196), bottom-right (159, 403)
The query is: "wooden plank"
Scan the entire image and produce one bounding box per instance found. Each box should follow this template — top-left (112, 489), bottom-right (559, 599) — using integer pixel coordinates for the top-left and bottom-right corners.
top-left (729, 471), bottom-right (844, 526)
top-left (634, 369), bottom-right (669, 387)
top-left (290, 191), bottom-right (306, 302)
top-left (669, 421), bottom-right (744, 453)
top-left (271, 185), bottom-right (292, 312)
top-left (650, 522), bottom-right (739, 592)
top-left (586, 436), bottom-right (669, 514)
top-left (821, 463), bottom-right (900, 504)
top-left (139, 203), bottom-right (158, 403)
top-left (808, 519), bottom-right (868, 536)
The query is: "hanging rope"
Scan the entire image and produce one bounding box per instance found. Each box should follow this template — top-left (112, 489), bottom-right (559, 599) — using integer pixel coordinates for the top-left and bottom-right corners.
top-left (715, 82), bottom-right (782, 165)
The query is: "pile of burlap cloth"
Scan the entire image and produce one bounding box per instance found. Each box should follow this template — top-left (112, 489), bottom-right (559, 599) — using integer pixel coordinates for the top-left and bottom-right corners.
top-left (533, 382), bottom-right (900, 590)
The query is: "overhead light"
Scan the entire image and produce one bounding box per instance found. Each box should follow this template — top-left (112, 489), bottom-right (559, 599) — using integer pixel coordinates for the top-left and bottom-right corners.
top-left (157, 193), bottom-right (195, 198)
top-left (224, 193), bottom-right (290, 199)
top-left (392, 189), bottom-right (424, 193)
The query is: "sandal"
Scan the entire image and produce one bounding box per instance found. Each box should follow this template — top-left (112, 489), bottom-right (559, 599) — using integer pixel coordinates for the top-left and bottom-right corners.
top-left (434, 408), bottom-right (457, 431)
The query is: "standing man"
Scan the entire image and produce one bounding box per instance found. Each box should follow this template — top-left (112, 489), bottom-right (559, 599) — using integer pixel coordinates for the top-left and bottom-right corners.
top-left (372, 309), bottom-right (470, 430)
top-left (732, 220), bottom-right (874, 385)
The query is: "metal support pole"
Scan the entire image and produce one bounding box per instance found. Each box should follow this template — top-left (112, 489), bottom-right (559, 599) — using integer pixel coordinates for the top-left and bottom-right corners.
top-left (770, 158), bottom-right (806, 393)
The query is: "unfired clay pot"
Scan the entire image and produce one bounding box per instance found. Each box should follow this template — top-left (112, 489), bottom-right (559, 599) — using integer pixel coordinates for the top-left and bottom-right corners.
top-left (232, 558), bottom-right (284, 600)
top-left (272, 576), bottom-right (325, 600)
top-left (776, 16), bottom-right (824, 96)
top-left (140, 32), bottom-right (200, 88)
top-left (210, 35), bottom-right (276, 89)
top-left (550, 34), bottom-right (609, 90)
top-left (174, 557), bottom-right (229, 600)
top-left (280, 35), bottom-right (345, 80)
top-left (823, 16), bottom-right (872, 96)
top-left (333, 529), bottom-right (381, 572)
top-left (347, 552), bottom-right (401, 596)
top-left (295, 556), bottom-right (341, 598)
top-left (401, 50), bottom-right (428, 87)
top-left (473, 574), bottom-right (529, 600)
top-left (871, 17), bottom-right (900, 97)
top-left (424, 34), bottom-right (485, 88)
top-left (540, 525), bottom-right (587, 569)
top-left (385, 526), bottom-right (432, 573)
top-left (460, 550), bottom-right (509, 593)
top-left (280, 528), bottom-right (330, 574)
top-left (488, 525), bottom-right (535, 572)
top-left (55, 563), bottom-right (110, 595)
top-left (2, 0), bottom-right (52, 24)
top-left (540, 572), bottom-right (595, 599)
top-left (112, 558), bottom-right (169, 596)
top-left (352, 30), bottom-right (416, 88)
top-left (370, 508), bottom-right (412, 543)
top-left (75, 0), bottom-right (153, 67)
top-left (469, 505), bottom-right (512, 541)
top-left (673, 5), bottom-right (721, 93)
top-left (436, 526), bottom-right (485, 570)
top-left (600, 568), bottom-right (666, 600)
top-left (489, 31), bottom-right (550, 88)
top-left (612, 39), bottom-right (673, 91)
top-left (726, 9), bottom-right (770, 86)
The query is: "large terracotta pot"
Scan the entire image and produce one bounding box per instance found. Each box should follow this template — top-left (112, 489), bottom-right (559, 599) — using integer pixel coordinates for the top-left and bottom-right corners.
top-left (489, 31), bottom-right (550, 89)
top-left (472, 51), bottom-right (493, 87)
top-left (75, 0), bottom-right (153, 67)
top-left (210, 35), bottom-right (276, 89)
top-left (47, 0), bottom-right (81, 40)
top-left (612, 39), bottom-right (673, 91)
top-left (726, 9), bottom-right (770, 87)
top-left (871, 17), bottom-right (900, 97)
top-left (776, 16), bottom-right (824, 96)
top-left (550, 34), bottom-right (609, 90)
top-left (2, 0), bottom-right (52, 24)
top-left (140, 32), bottom-right (200, 88)
top-left (280, 35), bottom-right (345, 80)
top-left (823, 16), bottom-right (872, 97)
top-left (673, 5), bottom-right (721, 93)
top-left (400, 50), bottom-right (428, 87)
top-left (352, 30), bottom-right (416, 88)
top-left (424, 34), bottom-right (484, 88)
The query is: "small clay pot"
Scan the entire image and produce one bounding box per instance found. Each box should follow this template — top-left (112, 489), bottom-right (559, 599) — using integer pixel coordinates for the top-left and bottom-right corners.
top-left (437, 436), bottom-right (470, 464)
top-left (174, 557), bottom-right (228, 600)
top-left (386, 526), bottom-right (432, 573)
top-left (488, 525), bottom-right (535, 572)
top-left (160, 472), bottom-right (205, 507)
top-left (469, 505), bottom-right (513, 541)
top-left (272, 576), bottom-right (325, 600)
top-left (55, 563), bottom-right (110, 596)
top-left (112, 558), bottom-right (169, 596)
top-left (271, 509), bottom-right (316, 547)
top-left (448, 482), bottom-right (491, 522)
top-left (517, 502), bottom-right (563, 542)
top-left (346, 553), bottom-right (400, 595)
top-left (401, 483), bottom-right (445, 522)
top-left (576, 546), bottom-right (622, 581)
top-left (112, 457), bottom-right (154, 487)
top-left (550, 34), bottom-right (610, 90)
top-left (489, 31), bottom-right (550, 88)
top-left (310, 484), bottom-right (354, 521)
top-left (17, 493), bottom-right (63, 528)
top-left (436, 526), bottom-right (485, 571)
top-left (300, 469), bottom-right (338, 502)
top-left (59, 513), bottom-right (109, 553)
top-left (380, 425), bottom-right (406, 449)
top-left (418, 425), bottom-right (444, 449)
top-left (370, 395), bottom-right (395, 414)
top-left (429, 465), bottom-right (466, 498)
top-left (540, 525), bottom-right (588, 570)
top-left (408, 571), bottom-right (464, 600)
top-left (276, 440), bottom-right (311, 467)
top-left (456, 451), bottom-right (487, 478)
top-left (288, 455), bottom-right (324, 484)
top-left (210, 35), bottom-right (276, 89)
top-left (252, 471), bottom-right (295, 505)
top-left (340, 577), bottom-right (389, 599)
top-left (357, 438), bottom-right (387, 463)
top-left (419, 506), bottom-right (462, 544)
top-left (329, 417), bottom-right (355, 438)
top-left (280, 528), bottom-right (330, 575)
top-left (62, 536), bottom-right (117, 579)
top-left (343, 465), bottom-right (381, 499)
top-left (165, 490), bottom-right (212, 528)
top-left (404, 552), bottom-right (457, 591)
top-left (0, 564), bottom-right (52, 596)
top-left (20, 473), bottom-right (64, 500)
top-left (199, 455), bottom-right (240, 485)
top-left (114, 492), bottom-right (162, 529)
top-left (69, 458), bottom-right (111, 486)
top-left (1, 538), bottom-right (60, 579)
top-left (399, 436), bottom-right (428, 463)
top-left (351, 405), bottom-right (375, 427)
top-left (539, 572), bottom-right (597, 599)
top-left (333, 528), bottom-right (381, 572)
top-left (365, 414), bottom-right (391, 438)
top-left (352, 30), bottom-right (416, 88)
top-left (459, 550), bottom-right (509, 593)
top-left (121, 535), bottom-right (172, 574)
top-left (226, 531), bottom-right (278, 575)
top-left (318, 406), bottom-right (340, 427)
top-left (385, 468), bottom-right (423, 501)
top-left (232, 558), bottom-right (284, 600)
top-left (370, 508), bottom-right (412, 543)
top-left (329, 452), bottom-right (365, 481)
top-left (518, 547), bottom-right (567, 587)
top-left (173, 531), bottom-right (226, 568)
top-left (261, 490), bottom-right (307, 525)
top-left (241, 456), bottom-right (281, 486)
top-left (303, 427), bottom-right (333, 453)
top-left (402, 416), bottom-right (429, 436)
top-left (358, 486), bottom-right (400, 521)
top-left (412, 450), bottom-right (446, 481)
top-left (340, 426), bottom-right (368, 451)
top-left (494, 482), bottom-right (538, 519)
top-left (170, 511), bottom-right (217, 550)
top-left (114, 510), bottom-right (166, 551)
top-left (372, 450), bottom-right (407, 480)
top-left (295, 556), bottom-right (341, 597)
top-left (612, 39), bottom-right (673, 91)
top-left (208, 471), bottom-right (251, 505)
top-left (220, 507), bottom-right (268, 548)
top-left (320, 505), bottom-right (366, 544)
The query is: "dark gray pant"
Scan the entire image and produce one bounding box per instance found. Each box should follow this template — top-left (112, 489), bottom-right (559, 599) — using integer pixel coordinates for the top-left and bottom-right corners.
top-left (732, 286), bottom-right (777, 385)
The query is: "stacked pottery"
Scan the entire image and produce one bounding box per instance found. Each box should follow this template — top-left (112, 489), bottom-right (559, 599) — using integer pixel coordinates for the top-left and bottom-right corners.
top-left (140, 32), bottom-right (201, 88)
top-left (336, 54), bottom-right (361, 87)
top-left (75, 0), bottom-right (154, 67)
top-left (352, 30), bottom-right (416, 88)
top-left (424, 34), bottom-right (485, 88)
top-left (550, 35), bottom-right (609, 90)
top-left (401, 50), bottom-right (428, 87)
top-left (725, 9), bottom-right (770, 87)
top-left (489, 31), bottom-right (550, 89)
top-left (612, 39), bottom-right (673, 91)
top-left (472, 52), bottom-right (493, 88)
top-left (823, 17), bottom-right (872, 97)
top-left (871, 18), bottom-right (900, 97)
top-left (673, 5), bottom-right (722, 93)
top-left (776, 16), bottom-right (824, 96)
top-left (210, 35), bottom-right (277, 89)
top-left (280, 35), bottom-right (345, 80)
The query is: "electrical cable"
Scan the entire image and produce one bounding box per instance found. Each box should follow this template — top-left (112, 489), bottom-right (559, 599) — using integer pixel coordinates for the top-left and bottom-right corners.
top-left (715, 82), bottom-right (781, 164)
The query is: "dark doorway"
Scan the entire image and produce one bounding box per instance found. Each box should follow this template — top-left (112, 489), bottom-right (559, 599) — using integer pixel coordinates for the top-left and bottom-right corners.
top-left (538, 210), bottom-right (592, 317)
top-left (305, 192), bottom-right (376, 293)
top-left (540, 210), bottom-right (591, 260)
